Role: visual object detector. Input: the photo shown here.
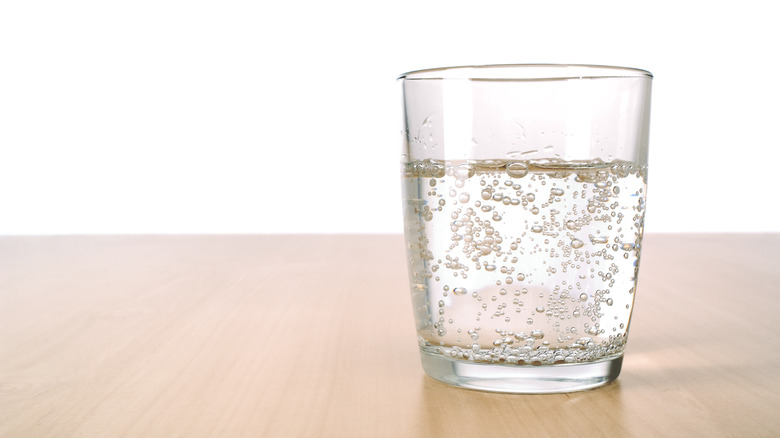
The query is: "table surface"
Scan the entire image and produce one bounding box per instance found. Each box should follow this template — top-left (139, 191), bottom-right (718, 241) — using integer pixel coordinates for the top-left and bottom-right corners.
top-left (1, 234), bottom-right (779, 437)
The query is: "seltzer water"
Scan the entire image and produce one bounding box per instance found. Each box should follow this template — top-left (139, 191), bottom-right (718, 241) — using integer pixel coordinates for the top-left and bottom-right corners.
top-left (402, 158), bottom-right (647, 366)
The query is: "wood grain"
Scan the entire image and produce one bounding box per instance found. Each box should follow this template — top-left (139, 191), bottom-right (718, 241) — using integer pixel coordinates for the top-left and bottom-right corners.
top-left (1, 234), bottom-right (779, 437)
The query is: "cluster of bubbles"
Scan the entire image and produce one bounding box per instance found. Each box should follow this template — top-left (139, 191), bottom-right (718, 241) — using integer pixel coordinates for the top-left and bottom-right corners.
top-left (423, 332), bottom-right (627, 366)
top-left (403, 158), bottom-right (647, 365)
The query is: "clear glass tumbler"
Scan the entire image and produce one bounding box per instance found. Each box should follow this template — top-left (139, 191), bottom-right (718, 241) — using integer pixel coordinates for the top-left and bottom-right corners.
top-left (399, 64), bottom-right (652, 393)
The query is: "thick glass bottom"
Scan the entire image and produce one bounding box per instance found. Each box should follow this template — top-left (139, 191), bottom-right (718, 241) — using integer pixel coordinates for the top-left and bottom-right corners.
top-left (420, 350), bottom-right (623, 394)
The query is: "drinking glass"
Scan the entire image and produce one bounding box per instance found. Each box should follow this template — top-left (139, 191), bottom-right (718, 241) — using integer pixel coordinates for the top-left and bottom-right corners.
top-left (399, 64), bottom-right (652, 393)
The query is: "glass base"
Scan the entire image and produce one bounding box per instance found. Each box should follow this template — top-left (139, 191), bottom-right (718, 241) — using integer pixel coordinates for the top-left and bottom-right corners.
top-left (420, 350), bottom-right (623, 394)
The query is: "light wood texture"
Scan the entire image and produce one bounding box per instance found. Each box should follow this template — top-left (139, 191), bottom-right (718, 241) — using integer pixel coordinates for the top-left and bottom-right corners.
top-left (1, 234), bottom-right (779, 437)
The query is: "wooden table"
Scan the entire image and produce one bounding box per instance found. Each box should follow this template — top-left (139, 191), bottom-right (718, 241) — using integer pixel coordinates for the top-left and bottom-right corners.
top-left (1, 234), bottom-right (778, 437)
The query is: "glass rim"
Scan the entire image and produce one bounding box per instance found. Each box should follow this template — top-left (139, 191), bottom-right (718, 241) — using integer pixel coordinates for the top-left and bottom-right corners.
top-left (397, 64), bottom-right (653, 81)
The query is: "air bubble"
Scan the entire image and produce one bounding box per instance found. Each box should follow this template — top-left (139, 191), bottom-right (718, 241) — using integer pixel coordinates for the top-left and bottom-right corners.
top-left (507, 162), bottom-right (529, 178)
top-left (453, 287), bottom-right (468, 296)
top-left (590, 236), bottom-right (608, 244)
top-left (456, 163), bottom-right (476, 179)
top-left (571, 239), bottom-right (584, 249)
top-left (531, 225), bottom-right (543, 233)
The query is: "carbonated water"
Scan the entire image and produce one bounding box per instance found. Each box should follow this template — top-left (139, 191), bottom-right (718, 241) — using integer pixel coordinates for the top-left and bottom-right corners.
top-left (402, 158), bottom-right (647, 366)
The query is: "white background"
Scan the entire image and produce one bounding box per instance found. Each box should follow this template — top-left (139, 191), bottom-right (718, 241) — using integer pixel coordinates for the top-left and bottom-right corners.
top-left (1, 0), bottom-right (778, 234)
